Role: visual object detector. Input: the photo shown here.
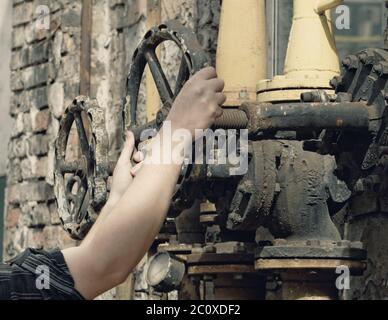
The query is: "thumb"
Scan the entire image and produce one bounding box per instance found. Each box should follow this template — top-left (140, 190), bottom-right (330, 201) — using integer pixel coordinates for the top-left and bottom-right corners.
top-left (117, 131), bottom-right (135, 166)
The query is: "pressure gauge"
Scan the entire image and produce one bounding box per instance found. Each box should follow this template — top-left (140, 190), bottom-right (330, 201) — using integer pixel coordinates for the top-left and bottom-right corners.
top-left (146, 252), bottom-right (185, 293)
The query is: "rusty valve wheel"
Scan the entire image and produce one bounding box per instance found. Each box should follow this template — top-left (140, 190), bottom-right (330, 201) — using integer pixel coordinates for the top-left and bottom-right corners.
top-left (123, 20), bottom-right (209, 141)
top-left (123, 20), bottom-right (210, 217)
top-left (54, 96), bottom-right (111, 240)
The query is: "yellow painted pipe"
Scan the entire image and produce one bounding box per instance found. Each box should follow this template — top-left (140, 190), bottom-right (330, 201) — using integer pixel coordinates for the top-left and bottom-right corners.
top-left (258, 0), bottom-right (342, 102)
top-left (216, 0), bottom-right (267, 107)
top-left (315, 0), bottom-right (343, 15)
top-left (283, 0), bottom-right (340, 80)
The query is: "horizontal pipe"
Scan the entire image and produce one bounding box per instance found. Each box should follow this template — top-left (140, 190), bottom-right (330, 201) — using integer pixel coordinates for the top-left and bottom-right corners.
top-left (133, 102), bottom-right (370, 142)
top-left (253, 102), bottom-right (370, 132)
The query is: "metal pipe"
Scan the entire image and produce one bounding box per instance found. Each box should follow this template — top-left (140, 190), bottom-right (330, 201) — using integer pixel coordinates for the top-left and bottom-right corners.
top-left (216, 0), bottom-right (268, 106)
top-left (315, 0), bottom-right (343, 15)
top-left (250, 102), bottom-right (370, 132)
top-left (132, 102), bottom-right (370, 143)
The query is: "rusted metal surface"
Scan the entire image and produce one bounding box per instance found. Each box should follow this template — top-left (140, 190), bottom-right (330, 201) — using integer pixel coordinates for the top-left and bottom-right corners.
top-left (227, 140), bottom-right (279, 231)
top-left (266, 270), bottom-right (340, 300)
top-left (186, 253), bottom-right (253, 265)
top-left (188, 264), bottom-right (255, 275)
top-left (255, 259), bottom-right (366, 272)
top-left (256, 240), bottom-right (366, 260)
top-left (195, 274), bottom-right (264, 300)
top-left (243, 101), bottom-right (370, 135)
top-left (54, 96), bottom-right (109, 240)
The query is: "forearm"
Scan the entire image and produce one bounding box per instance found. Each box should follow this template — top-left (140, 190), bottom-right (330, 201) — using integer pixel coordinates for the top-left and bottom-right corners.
top-left (81, 200), bottom-right (115, 247)
top-left (63, 127), bottom-right (186, 299)
top-left (87, 161), bottom-right (181, 270)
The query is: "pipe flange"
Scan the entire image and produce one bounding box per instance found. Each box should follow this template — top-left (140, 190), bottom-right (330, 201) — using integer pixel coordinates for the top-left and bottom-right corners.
top-left (255, 239), bottom-right (366, 261)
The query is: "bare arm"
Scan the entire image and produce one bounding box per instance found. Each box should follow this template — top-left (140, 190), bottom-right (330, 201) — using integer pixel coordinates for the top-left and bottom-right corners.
top-left (62, 67), bottom-right (226, 300)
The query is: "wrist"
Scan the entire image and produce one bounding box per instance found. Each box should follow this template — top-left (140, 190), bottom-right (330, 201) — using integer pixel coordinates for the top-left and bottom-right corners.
top-left (105, 195), bottom-right (121, 210)
top-left (160, 123), bottom-right (192, 165)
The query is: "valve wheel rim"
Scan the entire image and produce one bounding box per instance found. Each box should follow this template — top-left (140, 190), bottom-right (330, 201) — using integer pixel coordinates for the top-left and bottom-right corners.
top-left (54, 96), bottom-right (109, 240)
top-left (123, 21), bottom-right (209, 217)
top-left (124, 20), bottom-right (209, 138)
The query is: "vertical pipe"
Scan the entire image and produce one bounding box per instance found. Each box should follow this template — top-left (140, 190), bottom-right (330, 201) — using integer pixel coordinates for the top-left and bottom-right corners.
top-left (315, 0), bottom-right (343, 15)
top-left (216, 0), bottom-right (268, 106)
top-left (283, 0), bottom-right (340, 80)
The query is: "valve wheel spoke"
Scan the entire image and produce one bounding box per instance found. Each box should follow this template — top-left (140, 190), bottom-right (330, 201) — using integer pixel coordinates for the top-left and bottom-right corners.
top-left (144, 49), bottom-right (174, 105)
top-left (174, 56), bottom-right (189, 98)
top-left (74, 111), bottom-right (92, 163)
top-left (126, 20), bottom-right (209, 144)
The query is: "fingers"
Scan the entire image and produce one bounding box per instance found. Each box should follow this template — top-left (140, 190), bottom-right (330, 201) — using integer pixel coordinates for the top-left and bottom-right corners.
top-left (130, 161), bottom-right (144, 177)
top-left (133, 151), bottom-right (144, 163)
top-left (215, 92), bottom-right (227, 106)
top-left (116, 131), bottom-right (135, 166)
top-left (214, 106), bottom-right (224, 118)
top-left (195, 66), bottom-right (217, 80)
top-left (207, 78), bottom-right (225, 93)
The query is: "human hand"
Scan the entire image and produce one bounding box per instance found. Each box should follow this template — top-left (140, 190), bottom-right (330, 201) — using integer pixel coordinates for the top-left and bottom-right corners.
top-left (166, 67), bottom-right (226, 135)
top-left (108, 131), bottom-right (144, 206)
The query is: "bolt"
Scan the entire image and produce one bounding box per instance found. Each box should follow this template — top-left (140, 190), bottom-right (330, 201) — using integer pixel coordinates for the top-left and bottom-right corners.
top-left (351, 241), bottom-right (364, 249)
top-left (373, 62), bottom-right (388, 76)
top-left (358, 51), bottom-right (375, 65)
top-left (204, 245), bottom-right (216, 253)
top-left (306, 239), bottom-right (320, 246)
top-left (301, 92), bottom-right (315, 102)
top-left (353, 179), bottom-right (365, 194)
top-left (239, 89), bottom-right (249, 100)
top-left (337, 240), bottom-right (350, 247)
top-left (358, 52), bottom-right (367, 63)
top-left (342, 55), bottom-right (358, 69)
top-left (330, 76), bottom-right (342, 89)
top-left (235, 242), bottom-right (246, 253)
top-left (273, 239), bottom-right (287, 246)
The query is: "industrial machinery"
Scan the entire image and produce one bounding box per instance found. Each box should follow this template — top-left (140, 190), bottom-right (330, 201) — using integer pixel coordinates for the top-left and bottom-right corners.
top-left (54, 0), bottom-right (388, 299)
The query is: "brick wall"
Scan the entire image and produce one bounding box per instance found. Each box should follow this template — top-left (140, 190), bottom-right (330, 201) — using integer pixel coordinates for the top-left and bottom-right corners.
top-left (5, 0), bottom-right (83, 259)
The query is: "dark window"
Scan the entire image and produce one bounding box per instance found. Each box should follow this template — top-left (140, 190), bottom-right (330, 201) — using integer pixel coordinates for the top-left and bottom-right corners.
top-left (334, 0), bottom-right (385, 60)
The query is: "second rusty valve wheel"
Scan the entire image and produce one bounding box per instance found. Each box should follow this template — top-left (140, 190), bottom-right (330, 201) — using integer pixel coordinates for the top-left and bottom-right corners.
top-left (54, 97), bottom-right (109, 240)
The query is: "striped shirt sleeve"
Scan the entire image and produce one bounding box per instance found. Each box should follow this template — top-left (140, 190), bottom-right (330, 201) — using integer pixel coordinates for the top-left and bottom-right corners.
top-left (0, 248), bottom-right (85, 300)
